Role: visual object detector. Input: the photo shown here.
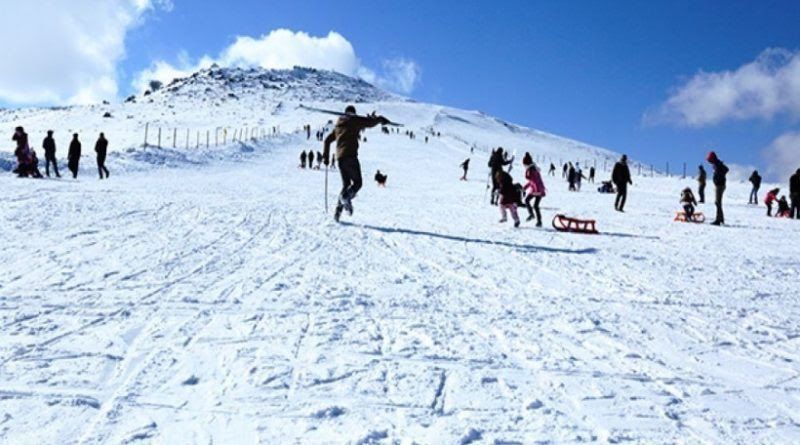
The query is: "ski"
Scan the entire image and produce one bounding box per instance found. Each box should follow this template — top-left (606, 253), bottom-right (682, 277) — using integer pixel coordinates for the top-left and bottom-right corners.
top-left (298, 104), bottom-right (404, 127)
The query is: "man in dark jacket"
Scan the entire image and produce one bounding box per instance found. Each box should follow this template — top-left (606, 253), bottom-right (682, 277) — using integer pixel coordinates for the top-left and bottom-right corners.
top-left (42, 130), bottom-right (60, 178)
top-left (300, 150), bottom-right (307, 168)
top-left (707, 151), bottom-right (729, 225)
top-left (308, 150), bottom-right (315, 170)
top-left (697, 165), bottom-right (707, 203)
top-left (323, 105), bottom-right (390, 221)
top-left (488, 148), bottom-right (513, 205)
top-left (460, 158), bottom-right (470, 181)
top-left (95, 133), bottom-right (109, 179)
top-left (68, 133), bottom-right (81, 179)
top-left (612, 155), bottom-right (633, 211)
top-left (790, 168), bottom-right (800, 219)
top-left (748, 170), bottom-right (762, 205)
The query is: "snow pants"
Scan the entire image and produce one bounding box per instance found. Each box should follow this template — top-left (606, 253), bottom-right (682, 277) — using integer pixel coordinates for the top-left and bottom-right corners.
top-left (714, 185), bottom-right (726, 224)
top-left (500, 203), bottom-right (520, 224)
top-left (338, 157), bottom-right (363, 202)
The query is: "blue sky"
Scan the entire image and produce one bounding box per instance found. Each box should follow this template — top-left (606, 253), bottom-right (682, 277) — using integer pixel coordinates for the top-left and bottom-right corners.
top-left (5, 0), bottom-right (800, 178)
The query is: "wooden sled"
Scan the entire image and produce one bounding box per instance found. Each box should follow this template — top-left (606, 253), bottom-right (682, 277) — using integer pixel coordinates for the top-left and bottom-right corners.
top-left (552, 214), bottom-right (599, 234)
top-left (674, 212), bottom-right (705, 223)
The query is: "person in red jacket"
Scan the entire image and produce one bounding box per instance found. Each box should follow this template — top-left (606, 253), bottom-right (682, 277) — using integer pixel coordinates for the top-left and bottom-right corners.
top-left (523, 162), bottom-right (546, 226)
top-left (764, 188), bottom-right (780, 217)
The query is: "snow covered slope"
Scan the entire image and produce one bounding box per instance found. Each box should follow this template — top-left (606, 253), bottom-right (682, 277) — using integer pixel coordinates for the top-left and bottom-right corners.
top-left (1, 68), bottom-right (799, 444)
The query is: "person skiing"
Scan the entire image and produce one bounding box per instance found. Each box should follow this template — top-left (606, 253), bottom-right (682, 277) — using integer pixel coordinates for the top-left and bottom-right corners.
top-left (588, 166), bottom-right (596, 183)
top-left (42, 130), bottom-right (60, 178)
top-left (748, 170), bottom-right (762, 205)
top-left (697, 165), bottom-right (707, 203)
top-left (322, 105), bottom-right (390, 221)
top-left (374, 170), bottom-right (387, 187)
top-left (495, 170), bottom-right (520, 227)
top-left (707, 151), bottom-right (728, 226)
top-left (300, 150), bottom-right (307, 168)
top-left (549, 163), bottom-right (556, 176)
top-left (765, 188), bottom-right (780, 217)
top-left (68, 133), bottom-right (81, 179)
top-left (523, 162), bottom-right (546, 226)
top-left (95, 133), bottom-right (109, 179)
top-left (612, 154), bottom-right (632, 212)
top-left (790, 168), bottom-right (800, 219)
top-left (777, 195), bottom-right (791, 218)
top-left (308, 150), bottom-right (315, 170)
top-left (680, 187), bottom-right (698, 221)
top-left (460, 158), bottom-right (470, 181)
top-left (567, 163), bottom-right (577, 191)
top-left (488, 147), bottom-right (513, 205)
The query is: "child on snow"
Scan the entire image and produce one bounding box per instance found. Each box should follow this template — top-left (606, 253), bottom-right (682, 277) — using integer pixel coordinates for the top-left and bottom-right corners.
top-left (495, 170), bottom-right (520, 227)
top-left (680, 187), bottom-right (698, 220)
top-left (523, 162), bottom-right (546, 227)
top-left (765, 188), bottom-right (779, 217)
top-left (777, 196), bottom-right (791, 218)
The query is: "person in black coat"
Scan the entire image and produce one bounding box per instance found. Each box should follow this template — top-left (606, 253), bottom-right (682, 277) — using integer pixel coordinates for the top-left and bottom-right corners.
top-left (488, 148), bottom-right (513, 205)
top-left (95, 133), bottom-right (109, 179)
top-left (707, 151), bottom-right (729, 225)
top-left (790, 168), bottom-right (800, 219)
top-left (460, 158), bottom-right (470, 181)
top-left (612, 155), bottom-right (633, 211)
top-left (697, 165), bottom-right (707, 203)
top-left (567, 163), bottom-right (577, 191)
top-left (42, 130), bottom-right (60, 178)
top-left (308, 150), bottom-right (315, 170)
top-left (748, 170), bottom-right (762, 205)
top-left (68, 133), bottom-right (81, 179)
top-left (300, 150), bottom-right (307, 168)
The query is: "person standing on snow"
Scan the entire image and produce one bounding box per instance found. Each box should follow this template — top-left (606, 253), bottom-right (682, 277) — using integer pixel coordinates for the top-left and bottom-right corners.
top-left (522, 152), bottom-right (533, 168)
top-left (495, 170), bottom-right (520, 227)
top-left (308, 150), bottom-right (315, 171)
top-left (589, 166), bottom-right (596, 183)
top-left (706, 151), bottom-right (729, 226)
top-left (790, 168), bottom-right (800, 219)
top-left (748, 170), bottom-right (762, 205)
top-left (523, 162), bottom-right (546, 227)
top-left (322, 105), bottom-right (390, 221)
top-left (300, 150), bottom-right (307, 169)
top-left (95, 133), bottom-right (110, 179)
top-left (697, 165), bottom-right (707, 203)
top-left (612, 154), bottom-right (632, 212)
top-left (549, 163), bottom-right (556, 176)
top-left (460, 158), bottom-right (470, 181)
top-left (567, 163), bottom-right (577, 191)
top-left (488, 147), bottom-right (513, 205)
top-left (67, 133), bottom-right (81, 179)
top-left (42, 130), bottom-right (60, 178)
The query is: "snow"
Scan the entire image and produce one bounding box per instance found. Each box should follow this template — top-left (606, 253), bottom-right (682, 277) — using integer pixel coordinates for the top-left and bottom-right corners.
top-left (1, 67), bottom-right (799, 444)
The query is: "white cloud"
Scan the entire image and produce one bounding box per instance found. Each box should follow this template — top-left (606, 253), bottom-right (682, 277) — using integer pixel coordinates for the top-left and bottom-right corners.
top-left (134, 29), bottom-right (421, 95)
top-left (762, 131), bottom-right (800, 181)
top-left (647, 48), bottom-right (800, 127)
top-left (0, 0), bottom-right (169, 105)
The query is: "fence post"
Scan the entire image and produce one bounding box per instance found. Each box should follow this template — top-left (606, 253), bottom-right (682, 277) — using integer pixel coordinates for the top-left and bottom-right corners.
top-left (682, 162), bottom-right (686, 179)
top-left (196, 131), bottom-right (200, 149)
top-left (215, 129), bottom-right (219, 147)
top-left (157, 127), bottom-right (161, 148)
top-left (224, 129), bottom-right (227, 145)
top-left (206, 130), bottom-right (210, 148)
top-left (144, 122), bottom-right (149, 147)
top-left (185, 128), bottom-right (190, 149)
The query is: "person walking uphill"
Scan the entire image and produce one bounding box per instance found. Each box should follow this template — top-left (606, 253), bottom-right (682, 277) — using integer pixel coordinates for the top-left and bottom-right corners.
top-left (612, 155), bottom-right (632, 212)
top-left (42, 130), bottom-right (60, 178)
top-left (790, 168), bottom-right (800, 219)
top-left (707, 151), bottom-right (729, 226)
top-left (322, 105), bottom-right (390, 222)
top-left (68, 133), bottom-right (81, 179)
top-left (697, 165), bottom-right (707, 203)
top-left (95, 133), bottom-right (110, 179)
top-left (748, 170), bottom-right (762, 205)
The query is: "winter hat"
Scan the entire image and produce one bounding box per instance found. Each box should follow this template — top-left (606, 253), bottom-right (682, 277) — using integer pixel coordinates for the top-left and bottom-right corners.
top-left (344, 105), bottom-right (356, 114)
top-left (706, 151), bottom-right (717, 162)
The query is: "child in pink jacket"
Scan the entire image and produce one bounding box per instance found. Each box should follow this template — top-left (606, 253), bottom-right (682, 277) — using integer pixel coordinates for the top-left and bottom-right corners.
top-left (523, 163), bottom-right (546, 226)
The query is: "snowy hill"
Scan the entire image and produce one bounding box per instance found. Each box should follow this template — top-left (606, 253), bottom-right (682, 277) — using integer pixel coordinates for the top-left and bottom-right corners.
top-left (1, 68), bottom-right (798, 444)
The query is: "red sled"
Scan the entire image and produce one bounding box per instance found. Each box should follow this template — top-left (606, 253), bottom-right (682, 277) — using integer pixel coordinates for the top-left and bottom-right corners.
top-left (552, 214), bottom-right (599, 234)
top-left (674, 212), bottom-right (705, 223)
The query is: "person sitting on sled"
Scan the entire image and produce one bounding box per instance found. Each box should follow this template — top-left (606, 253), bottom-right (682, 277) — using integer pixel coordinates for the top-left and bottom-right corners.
top-left (680, 187), bottom-right (698, 221)
top-left (777, 195), bottom-right (791, 218)
top-left (598, 181), bottom-right (615, 194)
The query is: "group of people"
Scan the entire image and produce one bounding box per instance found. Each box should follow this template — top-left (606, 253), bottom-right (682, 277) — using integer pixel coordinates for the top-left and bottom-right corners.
top-left (12, 126), bottom-right (110, 179)
top-left (761, 169), bottom-right (800, 219)
top-left (486, 148), bottom-right (547, 228)
top-left (299, 149), bottom-right (333, 170)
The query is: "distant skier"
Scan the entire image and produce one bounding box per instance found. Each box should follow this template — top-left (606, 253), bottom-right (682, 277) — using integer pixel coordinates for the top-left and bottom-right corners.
top-left (588, 166), bottom-right (596, 183)
top-left (748, 170), bottom-right (762, 205)
top-left (523, 162), bottom-right (546, 227)
top-left (680, 187), bottom-right (698, 221)
top-left (317, 151), bottom-right (323, 170)
top-left (68, 133), bottom-right (81, 179)
top-left (697, 165), bottom-right (707, 203)
top-left (95, 133), bottom-right (109, 179)
top-left (549, 163), bottom-right (556, 176)
top-left (460, 158), bottom-right (470, 181)
top-left (706, 151), bottom-right (728, 226)
top-left (374, 170), bottom-right (387, 187)
top-left (495, 170), bottom-right (520, 227)
top-left (788, 168), bottom-right (800, 219)
top-left (42, 130), bottom-right (60, 178)
top-left (300, 150), bottom-right (307, 168)
top-left (488, 148), bottom-right (513, 205)
top-left (562, 163), bottom-right (568, 179)
top-left (308, 150), bottom-right (315, 170)
top-left (322, 105), bottom-right (390, 221)
top-left (612, 154), bottom-right (632, 212)
top-left (777, 195), bottom-right (792, 218)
